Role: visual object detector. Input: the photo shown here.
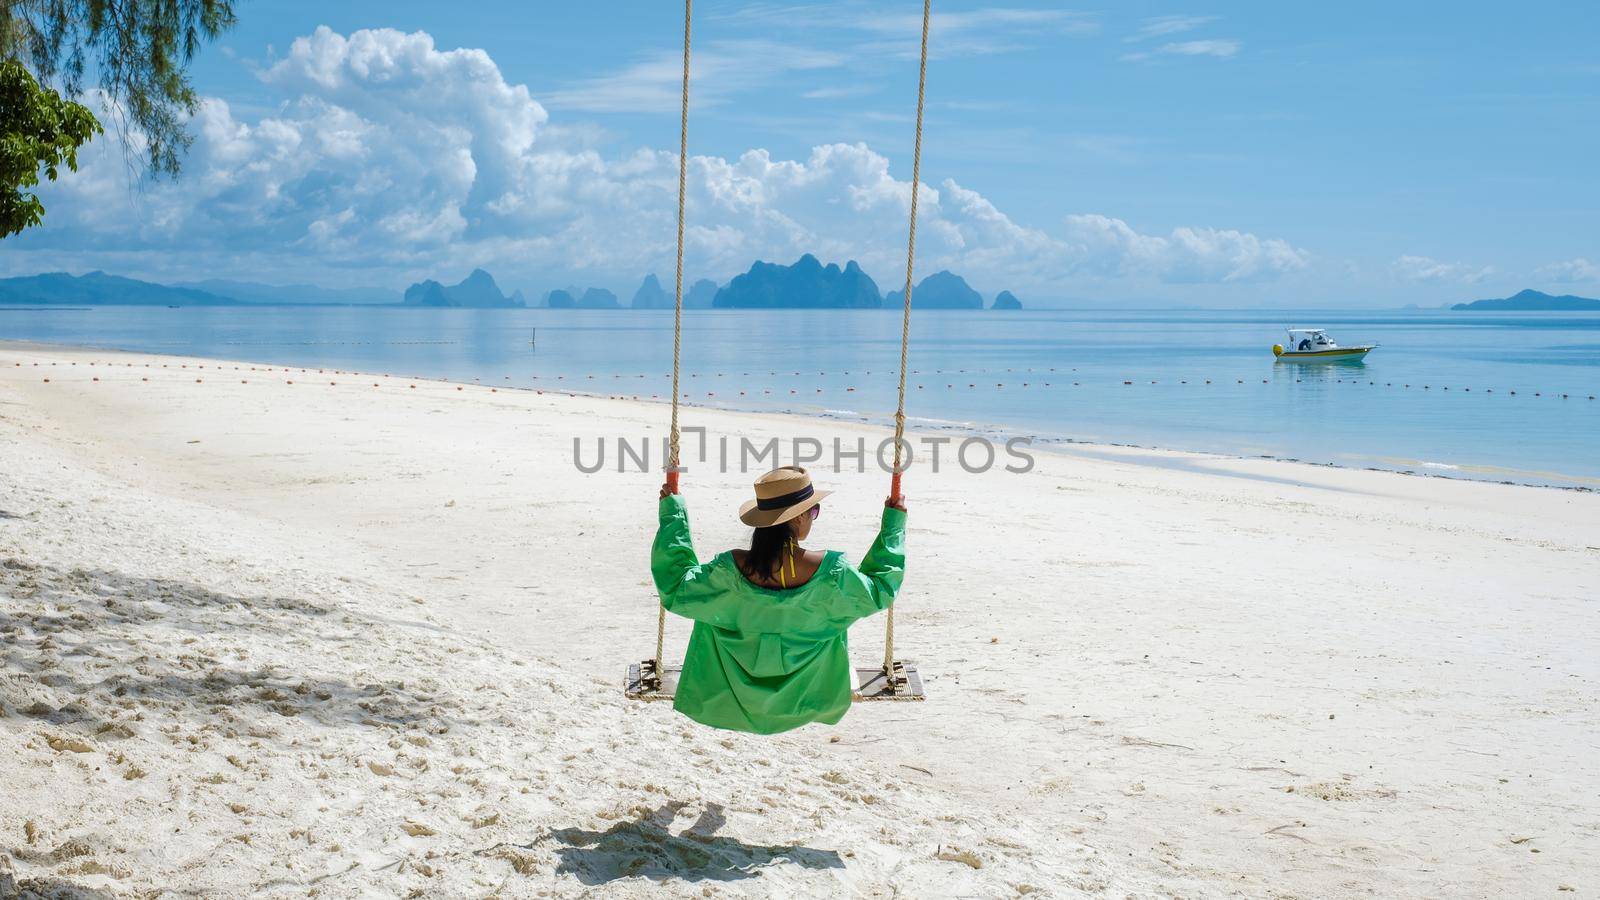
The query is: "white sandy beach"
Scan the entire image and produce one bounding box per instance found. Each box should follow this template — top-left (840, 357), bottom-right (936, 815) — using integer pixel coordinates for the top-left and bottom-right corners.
top-left (2, 342), bottom-right (1597, 898)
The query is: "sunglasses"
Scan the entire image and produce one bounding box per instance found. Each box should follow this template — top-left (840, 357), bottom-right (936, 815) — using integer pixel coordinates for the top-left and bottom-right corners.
top-left (807, 505), bottom-right (822, 520)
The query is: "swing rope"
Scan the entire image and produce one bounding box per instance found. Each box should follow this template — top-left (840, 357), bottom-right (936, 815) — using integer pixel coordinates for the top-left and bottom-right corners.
top-left (648, 0), bottom-right (930, 694)
top-left (656, 0), bottom-right (694, 683)
top-left (884, 0), bottom-right (932, 678)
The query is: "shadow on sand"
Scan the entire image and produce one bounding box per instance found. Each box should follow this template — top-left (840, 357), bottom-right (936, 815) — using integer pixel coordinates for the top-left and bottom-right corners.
top-left (0, 558), bottom-right (480, 739)
top-left (6, 876), bottom-right (119, 900)
top-left (524, 802), bottom-right (845, 885)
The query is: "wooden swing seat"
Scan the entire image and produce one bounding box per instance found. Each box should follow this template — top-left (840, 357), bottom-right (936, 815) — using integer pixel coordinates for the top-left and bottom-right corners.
top-left (625, 659), bottom-right (924, 702)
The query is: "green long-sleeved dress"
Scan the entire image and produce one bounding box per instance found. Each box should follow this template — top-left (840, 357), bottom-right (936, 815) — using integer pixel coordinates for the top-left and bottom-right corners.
top-left (651, 494), bottom-right (906, 734)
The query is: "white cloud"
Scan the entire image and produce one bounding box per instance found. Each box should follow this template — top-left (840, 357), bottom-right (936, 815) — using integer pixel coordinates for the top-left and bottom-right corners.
top-left (1121, 38), bottom-right (1241, 62)
top-left (868, 7), bottom-right (1098, 34)
top-left (801, 85), bottom-right (880, 101)
top-left (1059, 214), bottom-right (1309, 282)
top-left (1162, 39), bottom-right (1241, 58)
top-left (1391, 254), bottom-right (1495, 284)
top-left (707, 4), bottom-right (1098, 61)
top-left (548, 6), bottom-right (1096, 114)
top-left (546, 40), bottom-right (845, 113)
top-left (1125, 15), bottom-right (1218, 42)
top-left (1535, 257), bottom-right (1599, 283)
top-left (717, 5), bottom-right (1100, 40)
top-left (854, 7), bottom-right (1100, 57)
top-left (15, 26), bottom-right (1308, 296)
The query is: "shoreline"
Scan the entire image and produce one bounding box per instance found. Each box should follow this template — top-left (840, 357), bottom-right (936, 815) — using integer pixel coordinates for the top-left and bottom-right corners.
top-left (4, 338), bottom-right (1593, 493)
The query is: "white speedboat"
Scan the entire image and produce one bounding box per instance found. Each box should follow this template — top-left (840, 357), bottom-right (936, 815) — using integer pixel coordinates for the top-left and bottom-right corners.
top-left (1272, 328), bottom-right (1375, 362)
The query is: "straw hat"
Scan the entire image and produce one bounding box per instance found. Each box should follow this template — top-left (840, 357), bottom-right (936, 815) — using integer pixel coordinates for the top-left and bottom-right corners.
top-left (738, 466), bottom-right (831, 527)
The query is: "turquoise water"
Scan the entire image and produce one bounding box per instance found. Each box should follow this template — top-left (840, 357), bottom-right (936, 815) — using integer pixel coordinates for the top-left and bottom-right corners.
top-left (3, 306), bottom-right (1597, 487)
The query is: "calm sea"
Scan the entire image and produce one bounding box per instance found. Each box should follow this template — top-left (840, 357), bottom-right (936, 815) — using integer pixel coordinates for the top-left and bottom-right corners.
top-left (4, 305), bottom-right (1597, 488)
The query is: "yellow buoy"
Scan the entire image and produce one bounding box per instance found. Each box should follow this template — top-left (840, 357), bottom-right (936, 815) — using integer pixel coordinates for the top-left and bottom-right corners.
top-left (1272, 344), bottom-right (1284, 357)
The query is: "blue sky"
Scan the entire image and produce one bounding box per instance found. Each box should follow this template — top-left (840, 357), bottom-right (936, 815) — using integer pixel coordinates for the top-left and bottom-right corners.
top-left (5, 1), bottom-right (1598, 306)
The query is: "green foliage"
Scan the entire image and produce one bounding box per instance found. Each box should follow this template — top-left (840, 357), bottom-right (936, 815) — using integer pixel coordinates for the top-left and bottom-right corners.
top-left (1, 58), bottom-right (101, 238)
top-left (2, 0), bottom-right (236, 179)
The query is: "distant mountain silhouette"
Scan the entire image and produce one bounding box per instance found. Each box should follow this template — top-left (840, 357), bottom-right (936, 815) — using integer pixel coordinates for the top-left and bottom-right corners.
top-left (991, 290), bottom-right (1022, 310)
top-left (0, 271), bottom-right (235, 306)
top-left (1453, 288), bottom-right (1600, 310)
top-left (713, 254), bottom-right (881, 308)
top-left (2, 264), bottom-right (1004, 313)
top-left (686, 278), bottom-right (719, 309)
top-left (631, 275), bottom-right (722, 309)
top-left (177, 279), bottom-right (398, 305)
top-left (542, 286), bottom-right (620, 309)
top-left (403, 269), bottom-right (522, 307)
top-left (887, 270), bottom-right (983, 309)
top-left (580, 287), bottom-right (620, 309)
top-left (402, 280), bottom-right (448, 306)
top-left (631, 274), bottom-right (671, 309)
top-left (454, 269), bottom-right (516, 306)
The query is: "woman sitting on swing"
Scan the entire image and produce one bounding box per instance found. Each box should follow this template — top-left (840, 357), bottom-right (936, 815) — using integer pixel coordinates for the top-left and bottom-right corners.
top-left (653, 465), bottom-right (907, 734)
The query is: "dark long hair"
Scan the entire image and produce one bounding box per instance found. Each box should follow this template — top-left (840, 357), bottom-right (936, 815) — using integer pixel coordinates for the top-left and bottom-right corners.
top-left (741, 523), bottom-right (792, 580)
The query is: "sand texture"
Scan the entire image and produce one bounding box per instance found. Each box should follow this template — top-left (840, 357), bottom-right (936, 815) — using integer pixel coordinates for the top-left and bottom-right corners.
top-left (2, 344), bottom-right (1597, 898)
